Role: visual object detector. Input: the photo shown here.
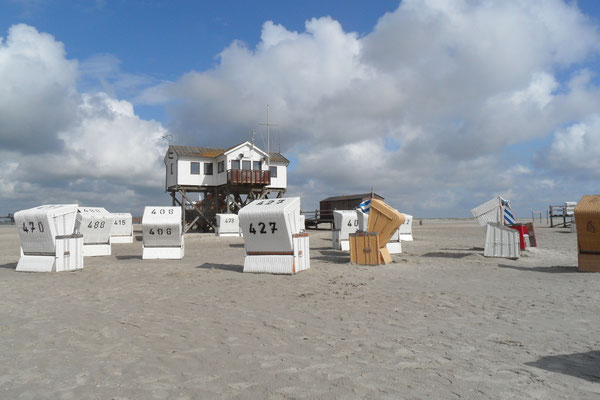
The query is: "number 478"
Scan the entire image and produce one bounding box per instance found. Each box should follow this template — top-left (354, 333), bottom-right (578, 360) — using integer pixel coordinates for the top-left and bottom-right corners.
top-left (249, 222), bottom-right (277, 234)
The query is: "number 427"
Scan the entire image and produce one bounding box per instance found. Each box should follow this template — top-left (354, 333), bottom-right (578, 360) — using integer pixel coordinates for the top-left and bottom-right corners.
top-left (249, 222), bottom-right (277, 234)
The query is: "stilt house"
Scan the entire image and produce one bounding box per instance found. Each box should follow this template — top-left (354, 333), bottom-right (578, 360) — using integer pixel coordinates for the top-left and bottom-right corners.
top-left (164, 142), bottom-right (289, 232)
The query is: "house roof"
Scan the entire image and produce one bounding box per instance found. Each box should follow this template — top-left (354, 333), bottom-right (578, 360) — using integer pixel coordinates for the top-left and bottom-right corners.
top-left (169, 145), bottom-right (226, 158)
top-left (267, 152), bottom-right (290, 164)
top-left (320, 193), bottom-right (384, 203)
top-left (168, 144), bottom-right (290, 165)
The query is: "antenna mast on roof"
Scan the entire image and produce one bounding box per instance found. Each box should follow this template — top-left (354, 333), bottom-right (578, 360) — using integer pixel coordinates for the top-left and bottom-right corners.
top-left (162, 134), bottom-right (173, 145)
top-left (259, 104), bottom-right (279, 166)
top-left (250, 129), bottom-right (255, 154)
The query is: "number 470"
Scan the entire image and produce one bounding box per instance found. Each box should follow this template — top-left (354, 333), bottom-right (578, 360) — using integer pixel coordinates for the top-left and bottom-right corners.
top-left (249, 222), bottom-right (277, 234)
top-left (23, 221), bottom-right (44, 233)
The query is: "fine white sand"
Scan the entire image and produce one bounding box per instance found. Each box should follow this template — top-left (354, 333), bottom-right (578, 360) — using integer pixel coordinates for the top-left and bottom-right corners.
top-left (0, 220), bottom-right (598, 399)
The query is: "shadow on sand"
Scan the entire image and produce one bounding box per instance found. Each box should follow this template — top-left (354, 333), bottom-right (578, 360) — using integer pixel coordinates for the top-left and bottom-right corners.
top-left (441, 247), bottom-right (484, 251)
top-left (497, 264), bottom-right (578, 273)
top-left (312, 256), bottom-right (349, 264)
top-left (228, 243), bottom-right (245, 248)
top-left (116, 255), bottom-right (141, 260)
top-left (0, 262), bottom-right (17, 270)
top-left (422, 252), bottom-right (473, 259)
top-left (526, 351), bottom-right (600, 382)
top-left (309, 249), bottom-right (349, 264)
top-left (197, 263), bottom-right (243, 273)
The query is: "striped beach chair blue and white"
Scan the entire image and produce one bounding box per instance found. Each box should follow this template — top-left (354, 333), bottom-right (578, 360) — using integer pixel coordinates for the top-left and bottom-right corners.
top-left (357, 199), bottom-right (371, 214)
top-left (500, 197), bottom-right (518, 225)
top-left (503, 207), bottom-right (517, 225)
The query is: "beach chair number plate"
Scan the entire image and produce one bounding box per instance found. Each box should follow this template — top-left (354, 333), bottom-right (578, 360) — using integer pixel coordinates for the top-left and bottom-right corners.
top-left (148, 228), bottom-right (173, 235)
top-left (81, 208), bottom-right (103, 213)
top-left (22, 222), bottom-right (45, 233)
top-left (248, 222), bottom-right (278, 234)
top-left (150, 209), bottom-right (174, 215)
top-left (254, 200), bottom-right (286, 205)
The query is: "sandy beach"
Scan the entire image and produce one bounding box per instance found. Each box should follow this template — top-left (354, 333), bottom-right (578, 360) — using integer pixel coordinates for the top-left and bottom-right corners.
top-left (0, 219), bottom-right (598, 399)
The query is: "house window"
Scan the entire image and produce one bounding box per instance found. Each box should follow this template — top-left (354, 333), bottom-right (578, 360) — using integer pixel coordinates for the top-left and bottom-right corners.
top-left (270, 166), bottom-right (278, 178)
top-left (242, 160), bottom-right (251, 170)
top-left (231, 160), bottom-right (240, 170)
top-left (170, 163), bottom-right (173, 175)
top-left (204, 162), bottom-right (213, 175)
top-left (191, 162), bottom-right (199, 175)
top-left (253, 161), bottom-right (262, 170)
top-left (218, 160), bottom-right (225, 173)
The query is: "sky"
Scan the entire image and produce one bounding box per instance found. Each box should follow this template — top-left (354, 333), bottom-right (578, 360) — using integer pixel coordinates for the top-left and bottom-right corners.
top-left (1, 0), bottom-right (600, 218)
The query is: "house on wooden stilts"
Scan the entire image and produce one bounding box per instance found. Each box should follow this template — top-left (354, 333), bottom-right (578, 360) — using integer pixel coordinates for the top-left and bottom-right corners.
top-left (164, 141), bottom-right (289, 232)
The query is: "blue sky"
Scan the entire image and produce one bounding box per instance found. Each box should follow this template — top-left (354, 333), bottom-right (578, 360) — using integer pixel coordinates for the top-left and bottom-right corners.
top-left (1, 0), bottom-right (600, 217)
top-left (0, 1), bottom-right (402, 138)
top-left (1, 1), bottom-right (399, 109)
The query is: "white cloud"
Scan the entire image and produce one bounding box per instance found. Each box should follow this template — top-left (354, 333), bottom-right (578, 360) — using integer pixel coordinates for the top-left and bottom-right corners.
top-left (259, 21), bottom-right (300, 49)
top-left (3, 0), bottom-right (600, 217)
top-left (535, 115), bottom-right (600, 177)
top-left (0, 25), bottom-right (168, 214)
top-left (58, 92), bottom-right (167, 186)
top-left (506, 72), bottom-right (558, 110)
top-left (149, 0), bottom-right (600, 215)
top-left (536, 179), bottom-right (556, 189)
top-left (0, 24), bottom-right (79, 152)
top-left (507, 165), bottom-right (531, 176)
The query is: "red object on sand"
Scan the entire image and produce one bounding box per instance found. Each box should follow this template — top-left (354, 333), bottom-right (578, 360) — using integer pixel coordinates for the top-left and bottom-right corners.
top-left (508, 224), bottom-right (529, 250)
top-left (525, 222), bottom-right (537, 247)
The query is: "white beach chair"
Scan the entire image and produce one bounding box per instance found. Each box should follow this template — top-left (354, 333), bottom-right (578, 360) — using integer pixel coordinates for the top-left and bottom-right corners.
top-left (75, 207), bottom-right (114, 256)
top-left (472, 198), bottom-right (503, 226)
top-left (332, 210), bottom-right (359, 251)
top-left (110, 213), bottom-right (133, 244)
top-left (239, 197), bottom-right (309, 274)
top-left (357, 209), bottom-right (369, 231)
top-left (142, 206), bottom-right (184, 259)
top-left (215, 213), bottom-right (242, 237)
top-left (386, 229), bottom-right (402, 254)
top-left (398, 214), bottom-right (414, 241)
top-left (471, 196), bottom-right (517, 226)
top-left (14, 204), bottom-right (83, 272)
top-left (484, 223), bottom-right (520, 259)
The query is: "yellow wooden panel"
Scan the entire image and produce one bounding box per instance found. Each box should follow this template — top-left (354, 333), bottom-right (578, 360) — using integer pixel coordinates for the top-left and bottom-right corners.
top-left (578, 251), bottom-right (600, 272)
top-left (574, 195), bottom-right (600, 272)
top-left (368, 199), bottom-right (405, 247)
top-left (349, 232), bottom-right (379, 265)
top-left (575, 195), bottom-right (600, 252)
top-left (379, 247), bottom-right (392, 264)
